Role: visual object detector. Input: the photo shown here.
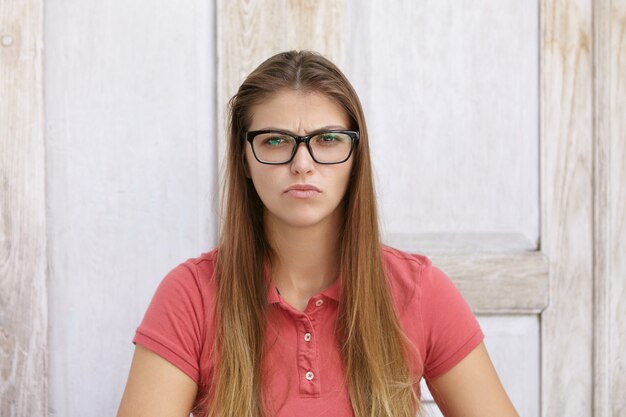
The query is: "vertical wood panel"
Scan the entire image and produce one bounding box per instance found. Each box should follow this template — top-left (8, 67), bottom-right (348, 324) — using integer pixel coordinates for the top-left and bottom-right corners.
top-left (593, 1), bottom-right (626, 416)
top-left (606, 3), bottom-right (626, 412)
top-left (344, 1), bottom-right (540, 252)
top-left (45, 1), bottom-right (216, 415)
top-left (0, 0), bottom-right (47, 415)
top-left (540, 1), bottom-right (594, 416)
top-left (216, 0), bottom-right (345, 166)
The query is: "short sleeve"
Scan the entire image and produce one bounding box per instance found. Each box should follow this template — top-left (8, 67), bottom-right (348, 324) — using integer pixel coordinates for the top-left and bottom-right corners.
top-left (421, 265), bottom-right (484, 380)
top-left (133, 262), bottom-right (205, 383)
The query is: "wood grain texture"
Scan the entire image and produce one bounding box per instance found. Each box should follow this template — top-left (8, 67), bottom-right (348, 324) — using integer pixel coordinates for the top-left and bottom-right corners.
top-left (344, 0), bottom-right (540, 252)
top-left (540, 1), bottom-right (594, 416)
top-left (45, 1), bottom-right (216, 415)
top-left (0, 0), bottom-right (47, 415)
top-left (593, 1), bottom-right (626, 416)
top-left (427, 252), bottom-right (549, 314)
top-left (216, 0), bottom-right (345, 166)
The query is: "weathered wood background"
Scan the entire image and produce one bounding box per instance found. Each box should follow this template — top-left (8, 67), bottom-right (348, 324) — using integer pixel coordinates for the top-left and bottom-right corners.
top-left (592, 1), bottom-right (626, 415)
top-left (1, 0), bottom-right (624, 416)
top-left (540, 1), bottom-right (594, 415)
top-left (43, 1), bottom-right (216, 415)
top-left (0, 0), bottom-right (47, 415)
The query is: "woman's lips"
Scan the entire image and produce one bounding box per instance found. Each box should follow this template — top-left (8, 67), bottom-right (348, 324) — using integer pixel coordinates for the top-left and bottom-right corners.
top-left (284, 184), bottom-right (322, 199)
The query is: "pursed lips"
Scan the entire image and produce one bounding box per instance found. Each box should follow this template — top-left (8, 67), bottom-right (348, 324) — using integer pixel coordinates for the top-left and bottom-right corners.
top-left (284, 184), bottom-right (322, 198)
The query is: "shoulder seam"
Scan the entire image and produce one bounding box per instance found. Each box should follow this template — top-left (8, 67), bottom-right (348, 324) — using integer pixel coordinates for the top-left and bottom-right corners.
top-left (381, 245), bottom-right (430, 267)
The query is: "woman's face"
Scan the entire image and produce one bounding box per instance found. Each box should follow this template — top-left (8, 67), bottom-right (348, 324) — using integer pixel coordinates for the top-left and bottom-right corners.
top-left (245, 89), bottom-right (354, 230)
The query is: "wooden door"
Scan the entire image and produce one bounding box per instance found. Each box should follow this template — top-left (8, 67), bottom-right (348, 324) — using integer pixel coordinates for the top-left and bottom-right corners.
top-left (2, 0), bottom-right (625, 416)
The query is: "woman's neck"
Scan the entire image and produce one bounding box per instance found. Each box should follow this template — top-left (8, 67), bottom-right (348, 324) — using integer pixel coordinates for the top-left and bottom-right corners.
top-left (264, 213), bottom-right (342, 311)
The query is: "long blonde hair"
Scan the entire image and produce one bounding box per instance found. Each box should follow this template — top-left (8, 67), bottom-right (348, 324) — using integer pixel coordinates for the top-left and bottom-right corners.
top-left (208, 51), bottom-right (419, 417)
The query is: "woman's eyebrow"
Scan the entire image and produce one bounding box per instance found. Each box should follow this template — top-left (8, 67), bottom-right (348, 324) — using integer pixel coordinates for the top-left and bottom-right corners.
top-left (257, 125), bottom-right (349, 133)
top-left (313, 125), bottom-right (349, 131)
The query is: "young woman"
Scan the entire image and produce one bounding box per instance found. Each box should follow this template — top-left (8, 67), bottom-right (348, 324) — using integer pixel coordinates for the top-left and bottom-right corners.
top-left (117, 51), bottom-right (519, 417)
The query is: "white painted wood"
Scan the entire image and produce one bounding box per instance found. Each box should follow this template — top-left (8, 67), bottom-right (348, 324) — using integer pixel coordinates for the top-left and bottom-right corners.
top-left (593, 1), bottom-right (626, 416)
top-left (540, 1), bottom-right (594, 416)
top-left (420, 316), bottom-right (540, 417)
top-left (0, 0), bottom-right (47, 415)
top-left (44, 1), bottom-right (216, 415)
top-left (216, 0), bottom-right (345, 167)
top-left (345, 0), bottom-right (539, 253)
top-left (605, 4), bottom-right (626, 411)
top-left (386, 232), bottom-right (535, 254)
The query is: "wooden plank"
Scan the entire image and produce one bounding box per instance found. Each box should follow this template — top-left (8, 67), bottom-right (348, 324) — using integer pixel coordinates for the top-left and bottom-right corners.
top-left (428, 252), bottom-right (549, 314)
top-left (0, 0), bottom-right (47, 415)
top-left (593, 1), bottom-right (626, 415)
top-left (44, 1), bottom-right (216, 415)
top-left (540, 1), bottom-right (594, 416)
top-left (216, 0), bottom-right (345, 167)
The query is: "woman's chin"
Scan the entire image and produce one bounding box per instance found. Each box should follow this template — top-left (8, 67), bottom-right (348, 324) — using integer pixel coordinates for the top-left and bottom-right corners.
top-left (279, 216), bottom-right (328, 229)
top-left (265, 210), bottom-right (336, 231)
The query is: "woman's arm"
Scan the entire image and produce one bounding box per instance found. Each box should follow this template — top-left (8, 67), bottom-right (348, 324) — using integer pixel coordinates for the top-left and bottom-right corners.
top-left (427, 342), bottom-right (519, 417)
top-left (116, 345), bottom-right (198, 417)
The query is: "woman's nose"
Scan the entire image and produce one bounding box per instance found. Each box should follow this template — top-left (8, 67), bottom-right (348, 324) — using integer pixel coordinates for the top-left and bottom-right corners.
top-left (290, 143), bottom-right (315, 174)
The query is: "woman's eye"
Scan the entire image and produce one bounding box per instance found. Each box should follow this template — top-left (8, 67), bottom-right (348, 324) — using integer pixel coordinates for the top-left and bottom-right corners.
top-left (264, 136), bottom-right (288, 146)
top-left (315, 133), bottom-right (349, 146)
top-left (316, 134), bottom-right (340, 145)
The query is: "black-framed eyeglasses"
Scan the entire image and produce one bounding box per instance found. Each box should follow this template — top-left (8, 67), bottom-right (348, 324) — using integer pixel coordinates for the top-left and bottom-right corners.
top-left (244, 130), bottom-right (359, 165)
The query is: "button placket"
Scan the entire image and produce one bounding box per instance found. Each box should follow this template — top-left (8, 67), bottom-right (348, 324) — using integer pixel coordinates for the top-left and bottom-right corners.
top-left (296, 315), bottom-right (320, 396)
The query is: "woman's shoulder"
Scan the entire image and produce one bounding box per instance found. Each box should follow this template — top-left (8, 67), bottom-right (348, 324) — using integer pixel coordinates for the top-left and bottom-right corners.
top-left (170, 247), bottom-right (219, 278)
top-left (153, 248), bottom-right (220, 301)
top-left (381, 245), bottom-right (484, 379)
top-left (379, 245), bottom-right (432, 311)
top-left (134, 248), bottom-right (220, 386)
top-left (179, 247), bottom-right (219, 269)
top-left (180, 247), bottom-right (219, 275)
top-left (380, 244), bottom-right (456, 304)
top-left (380, 244), bottom-right (433, 288)
top-left (380, 245), bottom-right (431, 268)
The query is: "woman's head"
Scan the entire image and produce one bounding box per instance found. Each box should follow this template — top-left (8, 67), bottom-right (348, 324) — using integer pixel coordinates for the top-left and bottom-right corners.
top-left (224, 51), bottom-right (375, 235)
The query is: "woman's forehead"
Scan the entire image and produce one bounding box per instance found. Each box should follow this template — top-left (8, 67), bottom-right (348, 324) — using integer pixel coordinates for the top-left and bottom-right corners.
top-left (247, 90), bottom-right (350, 132)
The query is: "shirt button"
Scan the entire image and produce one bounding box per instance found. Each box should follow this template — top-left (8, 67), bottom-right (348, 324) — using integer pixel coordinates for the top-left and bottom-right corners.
top-left (305, 371), bottom-right (314, 381)
top-left (315, 299), bottom-right (324, 307)
top-left (304, 332), bottom-right (312, 342)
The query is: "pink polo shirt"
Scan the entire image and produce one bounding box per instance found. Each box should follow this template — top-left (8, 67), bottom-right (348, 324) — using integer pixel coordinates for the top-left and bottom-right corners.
top-left (133, 246), bottom-right (483, 416)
